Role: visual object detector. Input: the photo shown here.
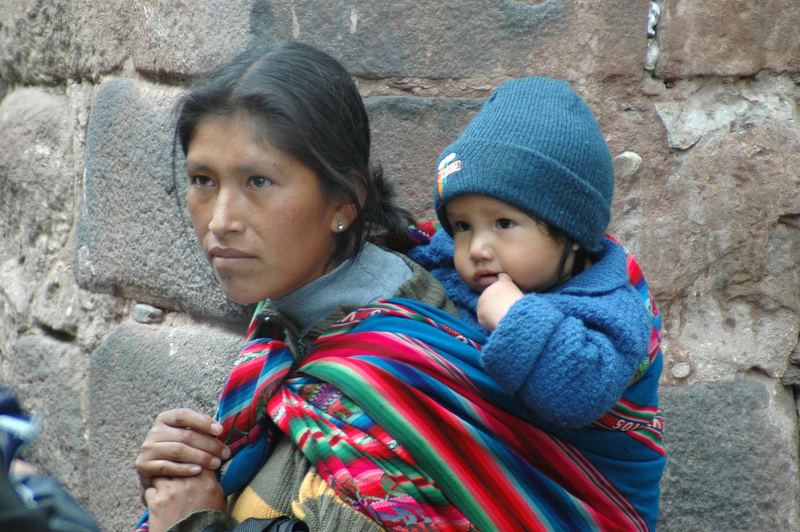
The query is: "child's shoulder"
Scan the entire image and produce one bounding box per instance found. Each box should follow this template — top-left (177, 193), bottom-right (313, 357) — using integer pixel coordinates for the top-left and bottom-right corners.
top-left (406, 222), bottom-right (453, 269)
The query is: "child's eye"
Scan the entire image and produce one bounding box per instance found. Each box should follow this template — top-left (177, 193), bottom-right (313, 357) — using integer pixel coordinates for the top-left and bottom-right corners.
top-left (496, 218), bottom-right (515, 229)
top-left (249, 175), bottom-right (271, 188)
top-left (452, 220), bottom-right (470, 232)
top-left (188, 175), bottom-right (214, 187)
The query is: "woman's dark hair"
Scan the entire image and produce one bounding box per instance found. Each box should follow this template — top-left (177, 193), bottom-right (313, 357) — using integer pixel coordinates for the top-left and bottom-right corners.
top-left (176, 41), bottom-right (414, 264)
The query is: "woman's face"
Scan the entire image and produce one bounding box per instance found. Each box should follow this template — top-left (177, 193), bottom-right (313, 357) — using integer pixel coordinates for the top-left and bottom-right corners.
top-left (185, 112), bottom-right (351, 304)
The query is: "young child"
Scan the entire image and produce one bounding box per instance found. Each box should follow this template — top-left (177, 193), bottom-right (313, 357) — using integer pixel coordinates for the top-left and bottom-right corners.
top-left (410, 77), bottom-right (665, 527)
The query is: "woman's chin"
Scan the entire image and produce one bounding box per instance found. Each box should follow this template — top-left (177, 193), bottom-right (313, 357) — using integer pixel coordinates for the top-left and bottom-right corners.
top-left (216, 280), bottom-right (266, 306)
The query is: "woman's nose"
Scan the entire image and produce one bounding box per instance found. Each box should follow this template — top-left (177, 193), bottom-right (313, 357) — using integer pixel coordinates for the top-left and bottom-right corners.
top-left (208, 188), bottom-right (245, 236)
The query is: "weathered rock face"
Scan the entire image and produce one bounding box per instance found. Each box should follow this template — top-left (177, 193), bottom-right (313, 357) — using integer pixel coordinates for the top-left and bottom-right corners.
top-left (0, 0), bottom-right (131, 84)
top-left (655, 0), bottom-right (800, 79)
top-left (660, 375), bottom-right (799, 531)
top-left (1, 1), bottom-right (799, 530)
top-left (131, 0), bottom-right (253, 79)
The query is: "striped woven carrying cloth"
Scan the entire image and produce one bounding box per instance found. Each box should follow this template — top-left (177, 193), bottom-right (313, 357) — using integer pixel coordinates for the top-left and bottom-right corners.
top-left (205, 294), bottom-right (662, 531)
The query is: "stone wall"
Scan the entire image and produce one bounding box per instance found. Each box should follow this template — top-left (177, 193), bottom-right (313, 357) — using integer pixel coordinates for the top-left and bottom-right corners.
top-left (1, 1), bottom-right (798, 530)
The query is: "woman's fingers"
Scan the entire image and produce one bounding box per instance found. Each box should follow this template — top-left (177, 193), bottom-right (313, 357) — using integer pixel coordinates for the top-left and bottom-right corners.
top-left (148, 409), bottom-right (229, 460)
top-left (136, 408), bottom-right (230, 491)
top-left (155, 408), bottom-right (224, 437)
top-left (136, 439), bottom-right (222, 475)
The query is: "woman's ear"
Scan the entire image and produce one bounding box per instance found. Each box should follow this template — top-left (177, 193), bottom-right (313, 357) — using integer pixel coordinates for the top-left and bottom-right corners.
top-left (330, 202), bottom-right (358, 233)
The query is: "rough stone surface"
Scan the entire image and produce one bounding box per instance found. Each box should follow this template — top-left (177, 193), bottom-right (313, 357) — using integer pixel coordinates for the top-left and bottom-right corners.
top-left (366, 96), bottom-right (482, 219)
top-left (655, 0), bottom-right (800, 79)
top-left (133, 303), bottom-right (165, 324)
top-left (659, 376), bottom-right (799, 530)
top-left (4, 335), bottom-right (90, 506)
top-left (0, 87), bottom-right (73, 260)
top-left (87, 320), bottom-right (242, 532)
top-left (77, 78), bottom-right (249, 322)
top-left (132, 0), bottom-right (253, 79)
top-left (640, 77), bottom-right (800, 383)
top-left (0, 0), bottom-right (130, 84)
top-left (246, 0), bottom-right (647, 81)
top-left (0, 87), bottom-right (76, 352)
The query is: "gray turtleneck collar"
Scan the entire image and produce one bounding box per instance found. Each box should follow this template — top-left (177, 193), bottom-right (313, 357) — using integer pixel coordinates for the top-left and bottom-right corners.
top-left (271, 243), bottom-right (412, 336)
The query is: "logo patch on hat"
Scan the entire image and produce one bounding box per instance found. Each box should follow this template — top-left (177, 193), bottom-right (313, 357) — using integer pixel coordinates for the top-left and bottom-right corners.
top-left (436, 152), bottom-right (461, 198)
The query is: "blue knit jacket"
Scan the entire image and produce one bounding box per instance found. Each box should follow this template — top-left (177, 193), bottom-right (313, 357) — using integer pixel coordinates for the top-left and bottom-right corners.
top-left (409, 230), bottom-right (652, 428)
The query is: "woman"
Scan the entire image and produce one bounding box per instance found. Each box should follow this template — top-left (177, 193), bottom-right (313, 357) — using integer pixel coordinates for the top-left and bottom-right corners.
top-left (134, 42), bottom-right (456, 531)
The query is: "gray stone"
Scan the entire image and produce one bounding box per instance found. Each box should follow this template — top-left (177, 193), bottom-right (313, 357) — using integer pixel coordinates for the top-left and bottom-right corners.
top-left (132, 0), bottom-right (252, 79)
top-left (613, 151), bottom-right (643, 179)
top-left (0, 87), bottom-right (77, 355)
top-left (87, 320), bottom-right (242, 532)
top-left (246, 0), bottom-right (647, 82)
top-left (782, 364), bottom-right (800, 387)
top-left (366, 96), bottom-right (482, 220)
top-left (670, 361), bottom-right (691, 380)
top-left (0, 0), bottom-right (130, 84)
top-left (4, 335), bottom-right (89, 505)
top-left (133, 303), bottom-right (165, 324)
top-left (656, 0), bottom-right (800, 79)
top-left (77, 78), bottom-right (249, 322)
top-left (659, 376), bottom-right (799, 530)
top-left (0, 87), bottom-right (73, 253)
top-left (644, 40), bottom-right (659, 72)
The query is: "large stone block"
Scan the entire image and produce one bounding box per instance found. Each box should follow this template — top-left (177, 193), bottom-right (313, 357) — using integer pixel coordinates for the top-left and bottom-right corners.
top-left (87, 320), bottom-right (242, 531)
top-left (0, 87), bottom-right (76, 354)
top-left (0, 87), bottom-right (73, 252)
top-left (0, 0), bottom-right (130, 84)
top-left (77, 78), bottom-right (248, 321)
top-left (132, 0), bottom-right (253, 78)
top-left (259, 0), bottom-right (647, 80)
top-left (658, 377), bottom-right (799, 530)
top-left (655, 0), bottom-right (800, 79)
top-left (617, 77), bottom-right (800, 383)
top-left (366, 96), bottom-right (482, 219)
top-left (134, 0), bottom-right (647, 81)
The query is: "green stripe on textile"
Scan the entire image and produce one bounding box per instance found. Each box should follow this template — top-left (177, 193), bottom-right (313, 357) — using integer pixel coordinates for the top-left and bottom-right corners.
top-left (305, 360), bottom-right (495, 531)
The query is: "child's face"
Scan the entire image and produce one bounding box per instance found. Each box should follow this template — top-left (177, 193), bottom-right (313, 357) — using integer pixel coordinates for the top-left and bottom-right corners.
top-left (446, 194), bottom-right (566, 294)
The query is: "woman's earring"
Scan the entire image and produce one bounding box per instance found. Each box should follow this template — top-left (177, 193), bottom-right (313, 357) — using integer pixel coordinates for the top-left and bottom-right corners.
top-left (337, 221), bottom-right (346, 233)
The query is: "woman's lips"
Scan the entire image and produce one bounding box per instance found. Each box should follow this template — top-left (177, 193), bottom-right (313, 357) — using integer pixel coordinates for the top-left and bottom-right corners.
top-left (208, 247), bottom-right (256, 268)
top-left (209, 246), bottom-right (253, 258)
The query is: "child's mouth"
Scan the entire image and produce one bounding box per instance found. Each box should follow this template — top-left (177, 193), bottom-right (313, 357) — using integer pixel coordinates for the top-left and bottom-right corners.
top-left (476, 273), bottom-right (499, 287)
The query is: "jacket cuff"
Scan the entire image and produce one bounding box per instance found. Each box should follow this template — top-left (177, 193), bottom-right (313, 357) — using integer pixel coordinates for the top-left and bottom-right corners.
top-left (167, 509), bottom-right (237, 532)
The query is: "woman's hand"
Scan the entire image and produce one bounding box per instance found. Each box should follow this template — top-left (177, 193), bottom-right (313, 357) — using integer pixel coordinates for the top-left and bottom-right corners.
top-left (476, 273), bottom-right (523, 331)
top-left (144, 469), bottom-right (226, 532)
top-left (135, 408), bottom-right (230, 493)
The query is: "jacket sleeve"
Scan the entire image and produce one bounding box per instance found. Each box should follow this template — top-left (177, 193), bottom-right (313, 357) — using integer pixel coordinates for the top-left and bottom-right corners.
top-left (168, 509), bottom-right (237, 531)
top-left (481, 285), bottom-right (651, 428)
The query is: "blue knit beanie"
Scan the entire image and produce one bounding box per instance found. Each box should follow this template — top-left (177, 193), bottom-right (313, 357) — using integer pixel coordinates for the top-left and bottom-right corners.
top-left (434, 77), bottom-right (614, 254)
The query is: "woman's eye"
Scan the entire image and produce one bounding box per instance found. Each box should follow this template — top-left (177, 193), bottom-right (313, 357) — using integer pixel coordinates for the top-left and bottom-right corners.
top-left (496, 218), bottom-right (515, 229)
top-left (189, 175), bottom-right (214, 187)
top-left (249, 175), bottom-right (271, 188)
top-left (452, 221), bottom-right (470, 232)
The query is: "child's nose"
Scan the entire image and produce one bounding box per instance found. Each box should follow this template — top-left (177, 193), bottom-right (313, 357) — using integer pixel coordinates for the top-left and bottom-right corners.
top-left (469, 234), bottom-right (493, 261)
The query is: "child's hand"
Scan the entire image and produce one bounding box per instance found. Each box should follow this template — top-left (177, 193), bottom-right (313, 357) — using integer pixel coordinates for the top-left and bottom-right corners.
top-left (476, 273), bottom-right (523, 331)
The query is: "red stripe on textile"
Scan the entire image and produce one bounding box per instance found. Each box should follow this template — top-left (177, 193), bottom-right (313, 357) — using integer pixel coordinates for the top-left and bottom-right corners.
top-left (309, 330), bottom-right (646, 530)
